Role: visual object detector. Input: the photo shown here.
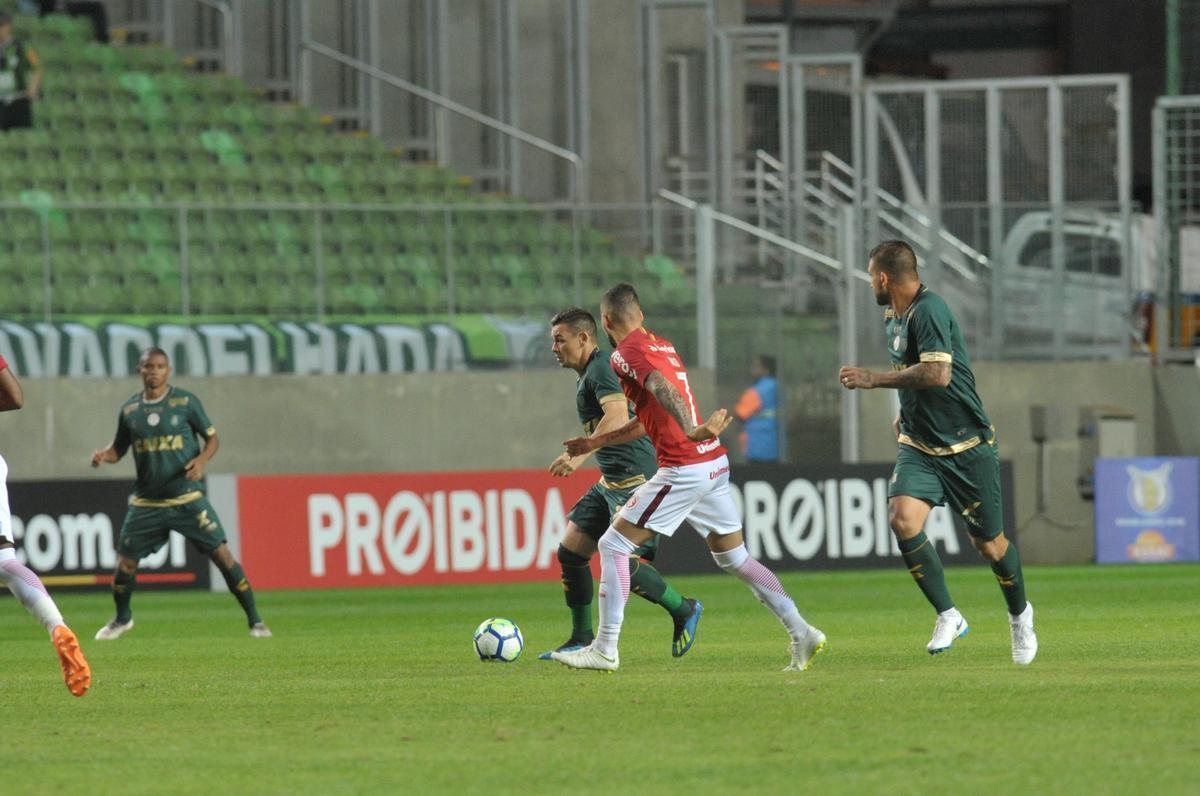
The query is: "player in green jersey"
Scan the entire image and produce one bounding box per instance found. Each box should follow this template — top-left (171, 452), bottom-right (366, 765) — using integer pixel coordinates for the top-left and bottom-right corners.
top-left (838, 241), bottom-right (1037, 665)
top-left (90, 348), bottom-right (271, 640)
top-left (542, 307), bottom-right (702, 660)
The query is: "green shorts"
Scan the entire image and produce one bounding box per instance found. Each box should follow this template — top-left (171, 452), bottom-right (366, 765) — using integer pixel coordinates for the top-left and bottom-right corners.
top-left (888, 440), bottom-right (1005, 540)
top-left (568, 482), bottom-right (660, 560)
top-left (117, 495), bottom-right (227, 560)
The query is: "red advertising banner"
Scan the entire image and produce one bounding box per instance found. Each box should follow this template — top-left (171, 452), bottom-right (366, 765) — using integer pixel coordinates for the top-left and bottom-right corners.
top-left (237, 470), bottom-right (595, 589)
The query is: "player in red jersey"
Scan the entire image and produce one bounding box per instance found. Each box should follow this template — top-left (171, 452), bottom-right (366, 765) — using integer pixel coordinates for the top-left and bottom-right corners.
top-left (0, 356), bottom-right (90, 696)
top-left (551, 283), bottom-right (826, 672)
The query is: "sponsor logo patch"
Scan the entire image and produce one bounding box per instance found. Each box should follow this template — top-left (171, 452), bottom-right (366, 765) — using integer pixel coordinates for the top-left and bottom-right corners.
top-left (610, 350), bottom-right (637, 380)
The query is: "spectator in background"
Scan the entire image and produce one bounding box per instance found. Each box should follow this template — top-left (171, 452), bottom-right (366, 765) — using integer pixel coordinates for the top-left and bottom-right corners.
top-left (735, 354), bottom-right (779, 463)
top-left (0, 12), bottom-right (42, 131)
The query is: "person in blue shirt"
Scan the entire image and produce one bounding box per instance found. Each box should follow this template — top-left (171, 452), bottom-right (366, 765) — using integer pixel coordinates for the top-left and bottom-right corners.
top-left (735, 355), bottom-right (779, 463)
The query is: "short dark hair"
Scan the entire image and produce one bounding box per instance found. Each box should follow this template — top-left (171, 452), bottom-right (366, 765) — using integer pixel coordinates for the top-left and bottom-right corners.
top-left (868, 240), bottom-right (919, 280)
top-left (601, 282), bottom-right (641, 322)
top-left (0, 13), bottom-right (11, 27)
top-left (139, 346), bottom-right (169, 365)
top-left (550, 306), bottom-right (597, 337)
top-left (756, 355), bottom-right (776, 377)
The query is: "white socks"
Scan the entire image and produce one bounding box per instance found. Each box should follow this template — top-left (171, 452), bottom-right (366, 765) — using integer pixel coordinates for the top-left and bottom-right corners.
top-left (712, 544), bottom-right (810, 643)
top-left (0, 547), bottom-right (65, 635)
top-left (594, 528), bottom-right (639, 656)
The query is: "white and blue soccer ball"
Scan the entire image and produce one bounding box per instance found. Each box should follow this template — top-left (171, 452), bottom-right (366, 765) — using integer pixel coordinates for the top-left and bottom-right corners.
top-left (473, 617), bottom-right (524, 662)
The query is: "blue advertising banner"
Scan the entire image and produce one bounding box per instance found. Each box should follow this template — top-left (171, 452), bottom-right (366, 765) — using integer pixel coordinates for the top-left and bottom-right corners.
top-left (1094, 457), bottom-right (1200, 564)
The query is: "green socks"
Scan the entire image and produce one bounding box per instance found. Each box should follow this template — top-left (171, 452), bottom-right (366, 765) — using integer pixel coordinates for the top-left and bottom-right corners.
top-left (217, 561), bottom-right (263, 626)
top-left (557, 546), bottom-right (594, 643)
top-left (113, 568), bottom-right (136, 622)
top-left (990, 543), bottom-right (1028, 616)
top-left (557, 545), bottom-right (692, 640)
top-left (898, 531), bottom-right (955, 613)
top-left (630, 558), bottom-right (691, 619)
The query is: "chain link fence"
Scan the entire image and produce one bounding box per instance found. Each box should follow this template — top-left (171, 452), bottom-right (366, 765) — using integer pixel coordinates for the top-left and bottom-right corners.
top-left (1153, 97), bottom-right (1200, 357)
top-left (865, 76), bottom-right (1134, 361)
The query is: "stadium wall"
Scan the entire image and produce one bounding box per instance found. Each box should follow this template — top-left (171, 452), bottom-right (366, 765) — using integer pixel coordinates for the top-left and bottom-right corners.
top-left (1152, 366), bottom-right (1200, 457)
top-left (1, 368), bottom-right (717, 478)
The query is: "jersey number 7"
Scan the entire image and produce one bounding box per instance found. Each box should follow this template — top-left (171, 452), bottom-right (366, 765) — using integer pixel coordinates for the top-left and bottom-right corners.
top-left (676, 372), bottom-right (701, 426)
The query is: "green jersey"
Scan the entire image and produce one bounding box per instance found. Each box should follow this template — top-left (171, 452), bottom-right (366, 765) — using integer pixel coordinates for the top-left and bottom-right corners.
top-left (0, 38), bottom-right (36, 101)
top-left (113, 386), bottom-right (216, 501)
top-left (577, 348), bottom-right (657, 487)
top-left (886, 285), bottom-right (992, 455)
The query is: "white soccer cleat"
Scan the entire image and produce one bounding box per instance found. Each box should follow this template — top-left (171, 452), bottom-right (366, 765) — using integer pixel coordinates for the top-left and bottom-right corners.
top-left (550, 645), bottom-right (619, 672)
top-left (783, 626), bottom-right (827, 672)
top-left (926, 609), bottom-right (968, 655)
top-left (1009, 602), bottom-right (1037, 665)
top-left (249, 623), bottom-right (273, 638)
top-left (95, 618), bottom-right (134, 641)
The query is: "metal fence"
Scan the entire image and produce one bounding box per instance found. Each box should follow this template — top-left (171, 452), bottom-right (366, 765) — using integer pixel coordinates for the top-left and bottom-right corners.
top-left (860, 75), bottom-right (1135, 360)
top-left (1153, 96), bottom-right (1200, 359)
top-left (0, 200), bottom-right (671, 319)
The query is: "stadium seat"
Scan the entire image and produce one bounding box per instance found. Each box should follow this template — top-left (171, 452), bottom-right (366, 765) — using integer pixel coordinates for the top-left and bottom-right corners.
top-left (1, 16), bottom-right (682, 318)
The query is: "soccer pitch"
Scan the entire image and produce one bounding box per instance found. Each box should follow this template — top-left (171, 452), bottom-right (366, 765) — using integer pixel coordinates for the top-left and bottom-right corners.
top-left (4, 564), bottom-right (1196, 795)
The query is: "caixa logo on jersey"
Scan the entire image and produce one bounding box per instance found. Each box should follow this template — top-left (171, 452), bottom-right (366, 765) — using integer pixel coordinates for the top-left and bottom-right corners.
top-left (6, 480), bottom-right (212, 591)
top-left (610, 350), bottom-right (636, 380)
top-left (656, 463), bottom-right (1014, 573)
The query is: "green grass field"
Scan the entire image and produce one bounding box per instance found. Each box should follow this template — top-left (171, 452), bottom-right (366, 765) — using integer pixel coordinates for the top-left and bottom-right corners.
top-left (3, 564), bottom-right (1197, 795)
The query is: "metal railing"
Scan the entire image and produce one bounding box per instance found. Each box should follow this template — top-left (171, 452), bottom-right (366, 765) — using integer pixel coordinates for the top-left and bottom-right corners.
top-left (0, 199), bottom-right (630, 319)
top-left (161, 0), bottom-right (237, 75)
top-left (297, 40), bottom-right (585, 206)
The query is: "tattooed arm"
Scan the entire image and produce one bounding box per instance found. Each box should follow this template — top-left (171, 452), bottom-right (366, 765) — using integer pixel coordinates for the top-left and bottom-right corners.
top-left (838, 362), bottom-right (951, 390)
top-left (644, 371), bottom-right (732, 441)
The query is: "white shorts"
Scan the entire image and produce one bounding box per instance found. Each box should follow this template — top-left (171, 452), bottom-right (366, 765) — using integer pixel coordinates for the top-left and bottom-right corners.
top-left (618, 454), bottom-right (741, 537)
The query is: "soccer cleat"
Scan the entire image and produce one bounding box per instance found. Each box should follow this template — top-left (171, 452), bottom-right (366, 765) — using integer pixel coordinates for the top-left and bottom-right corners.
top-left (1009, 602), bottom-right (1038, 665)
top-left (52, 625), bottom-right (91, 697)
top-left (783, 626), bottom-right (827, 672)
top-left (671, 598), bottom-right (703, 658)
top-left (537, 638), bottom-right (590, 661)
top-left (249, 623), bottom-right (273, 638)
top-left (550, 645), bottom-right (619, 672)
top-left (95, 618), bottom-right (134, 641)
top-left (926, 609), bottom-right (969, 655)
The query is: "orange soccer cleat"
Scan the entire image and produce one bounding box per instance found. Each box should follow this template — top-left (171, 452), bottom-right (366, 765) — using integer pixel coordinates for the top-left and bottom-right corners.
top-left (52, 625), bottom-right (92, 697)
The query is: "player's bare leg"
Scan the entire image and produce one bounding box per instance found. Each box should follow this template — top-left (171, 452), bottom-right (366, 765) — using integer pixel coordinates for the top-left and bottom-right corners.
top-left (705, 530), bottom-right (826, 671)
top-left (972, 533), bottom-right (1036, 664)
top-left (0, 545), bottom-right (91, 696)
top-left (96, 555), bottom-right (138, 640)
top-left (890, 496), bottom-right (968, 654)
top-left (209, 544), bottom-right (271, 637)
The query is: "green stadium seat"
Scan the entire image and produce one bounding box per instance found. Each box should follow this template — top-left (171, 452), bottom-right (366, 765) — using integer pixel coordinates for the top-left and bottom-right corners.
top-left (2, 19), bottom-right (671, 317)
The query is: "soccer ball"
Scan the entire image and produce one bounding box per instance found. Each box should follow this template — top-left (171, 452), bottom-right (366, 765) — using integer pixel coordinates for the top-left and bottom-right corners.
top-left (473, 617), bottom-right (524, 662)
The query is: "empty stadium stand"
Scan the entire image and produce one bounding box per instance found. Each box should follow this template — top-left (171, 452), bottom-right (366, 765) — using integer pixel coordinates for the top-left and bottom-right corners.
top-left (0, 14), bottom-right (691, 318)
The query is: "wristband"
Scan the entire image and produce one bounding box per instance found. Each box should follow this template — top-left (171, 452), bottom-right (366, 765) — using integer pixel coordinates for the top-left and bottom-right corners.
top-left (0, 354), bottom-right (8, 371)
